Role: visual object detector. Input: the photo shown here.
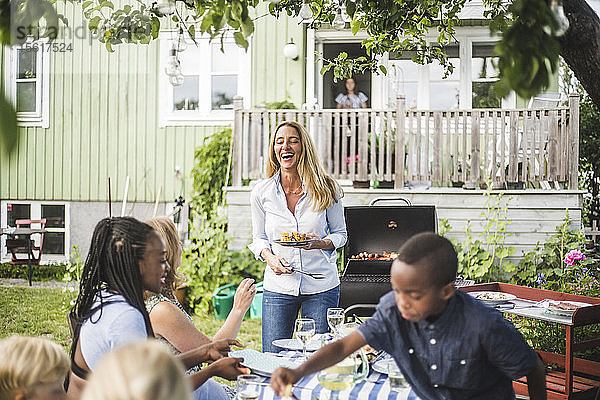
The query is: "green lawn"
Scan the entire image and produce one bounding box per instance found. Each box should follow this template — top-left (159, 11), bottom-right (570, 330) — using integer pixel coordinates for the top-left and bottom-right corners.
top-left (0, 286), bottom-right (262, 352)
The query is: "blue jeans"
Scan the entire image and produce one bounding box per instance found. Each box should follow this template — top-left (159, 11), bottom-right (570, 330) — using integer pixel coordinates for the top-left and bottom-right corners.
top-left (262, 286), bottom-right (340, 353)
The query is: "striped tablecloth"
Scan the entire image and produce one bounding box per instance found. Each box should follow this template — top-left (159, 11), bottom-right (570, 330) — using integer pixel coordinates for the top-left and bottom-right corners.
top-left (256, 351), bottom-right (421, 400)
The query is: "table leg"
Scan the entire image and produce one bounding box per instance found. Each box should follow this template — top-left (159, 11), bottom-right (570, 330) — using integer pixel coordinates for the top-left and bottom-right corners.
top-left (27, 236), bottom-right (32, 286)
top-left (565, 325), bottom-right (574, 398)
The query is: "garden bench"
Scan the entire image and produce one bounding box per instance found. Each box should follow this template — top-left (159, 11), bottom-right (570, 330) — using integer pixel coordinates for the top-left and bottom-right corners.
top-left (459, 283), bottom-right (600, 400)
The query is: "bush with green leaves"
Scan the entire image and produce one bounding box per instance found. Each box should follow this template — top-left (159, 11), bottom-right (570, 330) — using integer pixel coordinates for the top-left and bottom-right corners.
top-left (0, 262), bottom-right (68, 281)
top-left (181, 127), bottom-right (264, 314)
top-left (441, 190), bottom-right (515, 282)
top-left (512, 211), bottom-right (591, 288)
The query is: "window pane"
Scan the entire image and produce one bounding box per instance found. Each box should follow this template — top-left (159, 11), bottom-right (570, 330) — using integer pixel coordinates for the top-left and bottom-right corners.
top-left (42, 232), bottom-right (65, 255)
top-left (211, 75), bottom-right (237, 109)
top-left (211, 43), bottom-right (238, 73)
top-left (429, 82), bottom-right (459, 109)
top-left (16, 82), bottom-right (37, 112)
top-left (430, 58), bottom-right (460, 81)
top-left (389, 82), bottom-right (418, 108)
top-left (41, 205), bottom-right (65, 228)
top-left (471, 57), bottom-right (499, 80)
top-left (390, 60), bottom-right (419, 81)
top-left (472, 81), bottom-right (501, 108)
top-left (7, 204), bottom-right (31, 227)
top-left (17, 49), bottom-right (37, 79)
top-left (173, 75), bottom-right (200, 111)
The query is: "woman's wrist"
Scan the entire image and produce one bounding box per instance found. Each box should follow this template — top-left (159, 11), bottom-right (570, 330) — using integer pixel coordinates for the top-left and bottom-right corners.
top-left (229, 307), bottom-right (245, 318)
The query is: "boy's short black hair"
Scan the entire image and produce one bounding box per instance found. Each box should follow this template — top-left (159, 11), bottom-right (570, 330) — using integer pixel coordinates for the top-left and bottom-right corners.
top-left (395, 232), bottom-right (458, 287)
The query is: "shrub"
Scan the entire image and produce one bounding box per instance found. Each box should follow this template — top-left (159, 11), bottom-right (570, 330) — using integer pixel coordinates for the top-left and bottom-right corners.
top-left (182, 127), bottom-right (264, 314)
top-left (0, 262), bottom-right (68, 281)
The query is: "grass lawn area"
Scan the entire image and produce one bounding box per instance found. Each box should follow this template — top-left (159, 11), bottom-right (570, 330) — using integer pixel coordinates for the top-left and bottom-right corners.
top-left (0, 286), bottom-right (262, 352)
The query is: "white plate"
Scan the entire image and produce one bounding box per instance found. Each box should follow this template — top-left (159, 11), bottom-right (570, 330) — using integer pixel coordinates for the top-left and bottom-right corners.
top-left (229, 349), bottom-right (297, 377)
top-left (469, 291), bottom-right (517, 306)
top-left (539, 299), bottom-right (591, 317)
top-left (274, 239), bottom-right (318, 247)
top-left (272, 337), bottom-right (321, 352)
top-left (371, 358), bottom-right (397, 375)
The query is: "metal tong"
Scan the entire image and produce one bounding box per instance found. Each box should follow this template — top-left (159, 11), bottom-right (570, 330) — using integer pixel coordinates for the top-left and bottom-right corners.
top-left (289, 267), bottom-right (325, 279)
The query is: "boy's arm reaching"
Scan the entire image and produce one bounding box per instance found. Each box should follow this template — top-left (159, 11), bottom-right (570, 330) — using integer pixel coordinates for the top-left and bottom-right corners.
top-left (526, 357), bottom-right (547, 400)
top-left (270, 331), bottom-right (366, 396)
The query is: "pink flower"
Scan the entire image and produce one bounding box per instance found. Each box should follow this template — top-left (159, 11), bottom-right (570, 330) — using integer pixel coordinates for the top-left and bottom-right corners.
top-left (345, 156), bottom-right (351, 165)
top-left (564, 250), bottom-right (586, 267)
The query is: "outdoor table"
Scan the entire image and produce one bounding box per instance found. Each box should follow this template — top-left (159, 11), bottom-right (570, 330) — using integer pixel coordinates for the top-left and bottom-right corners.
top-left (253, 351), bottom-right (421, 400)
top-left (459, 282), bottom-right (600, 400)
top-left (0, 227), bottom-right (47, 286)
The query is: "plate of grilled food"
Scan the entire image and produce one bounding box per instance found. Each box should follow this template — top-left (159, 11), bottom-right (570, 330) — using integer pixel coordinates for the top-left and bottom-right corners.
top-left (274, 232), bottom-right (317, 247)
top-left (468, 291), bottom-right (517, 306)
top-left (539, 300), bottom-right (591, 317)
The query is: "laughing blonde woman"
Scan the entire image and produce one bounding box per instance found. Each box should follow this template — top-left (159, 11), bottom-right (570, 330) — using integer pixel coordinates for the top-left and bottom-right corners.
top-left (248, 121), bottom-right (347, 353)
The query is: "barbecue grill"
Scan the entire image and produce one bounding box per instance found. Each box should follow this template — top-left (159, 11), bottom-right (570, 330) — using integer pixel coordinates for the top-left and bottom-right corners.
top-left (339, 198), bottom-right (437, 312)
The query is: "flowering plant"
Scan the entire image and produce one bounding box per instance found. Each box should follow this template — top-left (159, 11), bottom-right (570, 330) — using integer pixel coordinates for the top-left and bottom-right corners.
top-left (564, 249), bottom-right (586, 266)
top-left (345, 154), bottom-right (359, 166)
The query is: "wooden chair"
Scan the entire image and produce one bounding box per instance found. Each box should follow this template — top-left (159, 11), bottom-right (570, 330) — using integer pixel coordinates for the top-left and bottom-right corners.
top-left (6, 219), bottom-right (46, 265)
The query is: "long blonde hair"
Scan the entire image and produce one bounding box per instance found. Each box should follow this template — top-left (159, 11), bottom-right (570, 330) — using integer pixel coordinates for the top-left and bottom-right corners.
top-left (266, 121), bottom-right (342, 212)
top-left (145, 217), bottom-right (185, 301)
top-left (81, 340), bottom-right (191, 400)
top-left (0, 336), bottom-right (69, 400)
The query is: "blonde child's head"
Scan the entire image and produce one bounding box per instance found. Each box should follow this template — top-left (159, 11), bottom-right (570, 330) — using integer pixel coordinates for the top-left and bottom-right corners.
top-left (0, 335), bottom-right (69, 400)
top-left (81, 340), bottom-right (191, 400)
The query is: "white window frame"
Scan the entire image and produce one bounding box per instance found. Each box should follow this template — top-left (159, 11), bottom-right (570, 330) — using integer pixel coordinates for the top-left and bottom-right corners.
top-left (3, 40), bottom-right (50, 128)
top-left (312, 27), bottom-right (516, 110)
top-left (158, 31), bottom-right (251, 127)
top-left (0, 201), bottom-right (70, 262)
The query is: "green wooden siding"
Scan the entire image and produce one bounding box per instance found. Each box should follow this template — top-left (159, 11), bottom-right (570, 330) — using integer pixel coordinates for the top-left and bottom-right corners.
top-left (0, 2), bottom-right (223, 203)
top-left (251, 3), bottom-right (306, 108)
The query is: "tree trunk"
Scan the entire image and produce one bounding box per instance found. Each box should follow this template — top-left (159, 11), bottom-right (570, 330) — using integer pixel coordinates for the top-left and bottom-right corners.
top-left (560, 0), bottom-right (600, 107)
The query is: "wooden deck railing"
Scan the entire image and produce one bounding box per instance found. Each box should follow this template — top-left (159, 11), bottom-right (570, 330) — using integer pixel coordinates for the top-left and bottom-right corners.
top-left (231, 94), bottom-right (579, 189)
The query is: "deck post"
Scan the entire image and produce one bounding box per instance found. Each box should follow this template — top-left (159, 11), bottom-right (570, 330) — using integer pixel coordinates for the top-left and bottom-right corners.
top-left (568, 94), bottom-right (580, 190)
top-left (395, 95), bottom-right (406, 188)
top-left (232, 96), bottom-right (244, 186)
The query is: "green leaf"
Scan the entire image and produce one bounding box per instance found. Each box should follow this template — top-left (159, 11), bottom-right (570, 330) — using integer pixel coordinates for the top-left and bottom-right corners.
top-left (240, 17), bottom-right (254, 37)
top-left (378, 64), bottom-right (387, 75)
top-left (88, 16), bottom-right (101, 31)
top-left (350, 18), bottom-right (361, 35)
top-left (0, 94), bottom-right (19, 154)
top-left (100, 1), bottom-right (114, 10)
top-left (82, 1), bottom-right (93, 10)
top-left (233, 31), bottom-right (248, 49)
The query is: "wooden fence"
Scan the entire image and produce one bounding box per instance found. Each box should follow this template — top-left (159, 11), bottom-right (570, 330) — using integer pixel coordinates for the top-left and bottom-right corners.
top-left (231, 94), bottom-right (580, 189)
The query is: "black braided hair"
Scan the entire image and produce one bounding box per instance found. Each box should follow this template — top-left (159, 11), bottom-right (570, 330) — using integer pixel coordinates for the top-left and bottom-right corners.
top-left (70, 217), bottom-right (155, 346)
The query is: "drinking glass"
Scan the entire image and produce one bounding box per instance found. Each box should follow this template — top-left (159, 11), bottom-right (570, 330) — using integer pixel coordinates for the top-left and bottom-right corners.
top-left (326, 307), bottom-right (344, 337)
top-left (295, 318), bottom-right (316, 360)
top-left (236, 374), bottom-right (261, 400)
top-left (387, 359), bottom-right (408, 391)
top-left (317, 368), bottom-right (354, 400)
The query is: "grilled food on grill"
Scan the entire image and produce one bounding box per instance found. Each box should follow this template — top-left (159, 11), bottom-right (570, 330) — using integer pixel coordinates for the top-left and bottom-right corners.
top-left (280, 232), bottom-right (310, 242)
top-left (350, 251), bottom-right (399, 260)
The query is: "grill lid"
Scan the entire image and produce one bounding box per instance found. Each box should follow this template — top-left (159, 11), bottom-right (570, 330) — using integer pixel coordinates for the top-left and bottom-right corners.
top-left (343, 205), bottom-right (437, 269)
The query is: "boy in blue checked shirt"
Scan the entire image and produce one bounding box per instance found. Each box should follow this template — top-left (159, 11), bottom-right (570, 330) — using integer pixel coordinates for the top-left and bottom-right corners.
top-left (271, 232), bottom-right (547, 399)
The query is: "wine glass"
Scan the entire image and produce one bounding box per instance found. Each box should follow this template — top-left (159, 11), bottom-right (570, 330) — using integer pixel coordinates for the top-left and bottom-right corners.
top-left (236, 374), bottom-right (261, 400)
top-left (295, 318), bottom-right (316, 360)
top-left (327, 307), bottom-right (344, 337)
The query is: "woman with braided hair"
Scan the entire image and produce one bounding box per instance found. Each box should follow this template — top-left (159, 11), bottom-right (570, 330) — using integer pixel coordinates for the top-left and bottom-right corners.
top-left (66, 217), bottom-right (244, 400)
